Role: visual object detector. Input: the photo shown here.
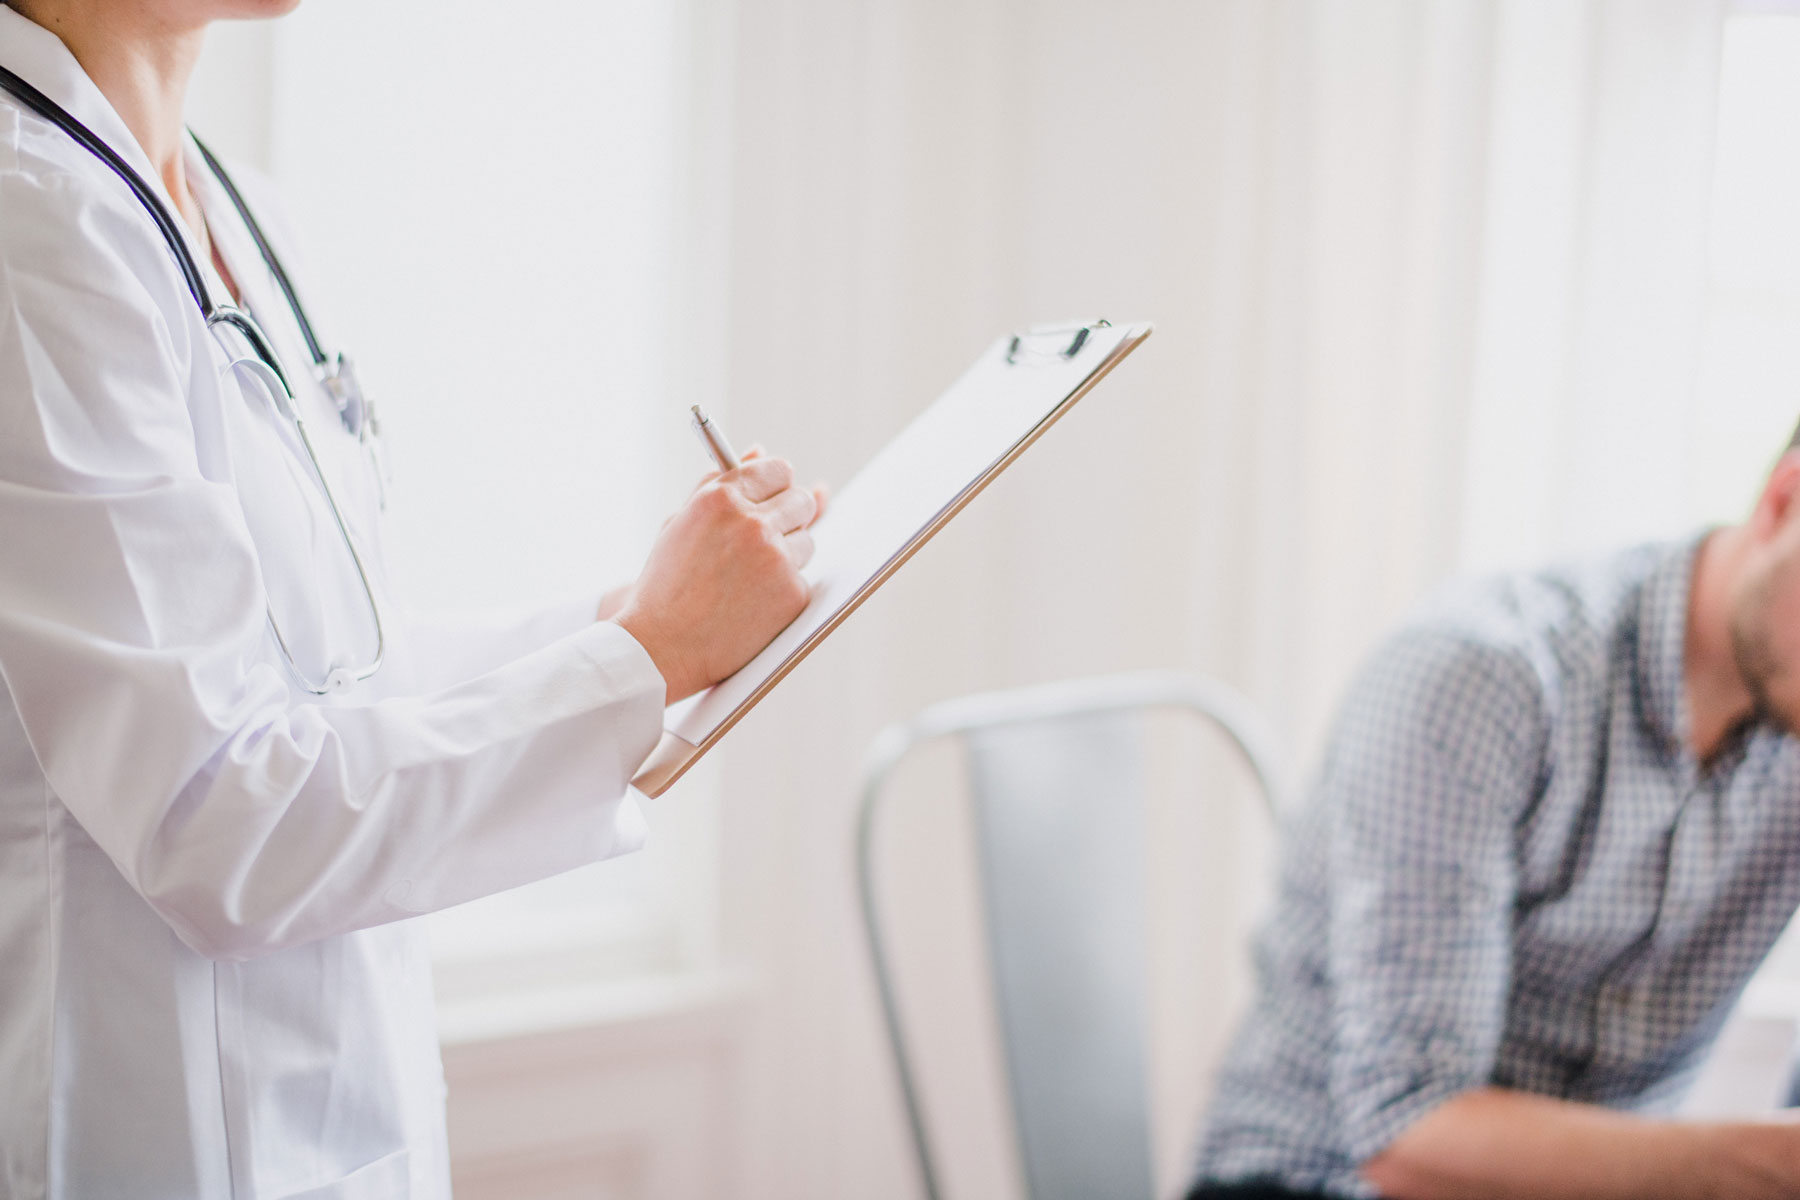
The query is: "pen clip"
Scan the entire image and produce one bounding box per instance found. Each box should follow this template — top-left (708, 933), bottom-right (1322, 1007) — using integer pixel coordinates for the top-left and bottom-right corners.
top-left (1005, 319), bottom-right (1110, 366)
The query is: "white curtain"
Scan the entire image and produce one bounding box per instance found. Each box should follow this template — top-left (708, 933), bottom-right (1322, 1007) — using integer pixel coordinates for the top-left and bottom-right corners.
top-left (1461, 1), bottom-right (1726, 575)
top-left (707, 2), bottom-right (1727, 1197)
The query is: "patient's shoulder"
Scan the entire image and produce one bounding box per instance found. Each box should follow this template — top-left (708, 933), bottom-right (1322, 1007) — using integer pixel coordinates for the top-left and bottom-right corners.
top-left (1336, 541), bottom-right (1679, 783)
top-left (1407, 541), bottom-right (1674, 698)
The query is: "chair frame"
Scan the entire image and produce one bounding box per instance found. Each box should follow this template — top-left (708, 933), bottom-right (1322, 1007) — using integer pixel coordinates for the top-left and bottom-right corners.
top-left (854, 669), bottom-right (1288, 1200)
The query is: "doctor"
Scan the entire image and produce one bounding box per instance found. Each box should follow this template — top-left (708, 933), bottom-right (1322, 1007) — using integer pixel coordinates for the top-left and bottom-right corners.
top-left (0, 1), bottom-right (823, 1197)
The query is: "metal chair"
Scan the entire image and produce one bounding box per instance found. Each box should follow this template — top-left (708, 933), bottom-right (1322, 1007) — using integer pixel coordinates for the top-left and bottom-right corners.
top-left (855, 670), bottom-right (1287, 1200)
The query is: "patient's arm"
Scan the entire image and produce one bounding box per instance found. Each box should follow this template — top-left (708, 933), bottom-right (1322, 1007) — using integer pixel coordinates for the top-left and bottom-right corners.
top-left (1363, 1086), bottom-right (1800, 1200)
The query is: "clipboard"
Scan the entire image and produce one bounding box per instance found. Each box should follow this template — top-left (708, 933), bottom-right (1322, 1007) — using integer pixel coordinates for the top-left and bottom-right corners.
top-left (631, 318), bottom-right (1153, 797)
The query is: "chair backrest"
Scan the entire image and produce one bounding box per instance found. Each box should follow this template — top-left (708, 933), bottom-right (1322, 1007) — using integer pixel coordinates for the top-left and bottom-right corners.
top-left (856, 671), bottom-right (1286, 1200)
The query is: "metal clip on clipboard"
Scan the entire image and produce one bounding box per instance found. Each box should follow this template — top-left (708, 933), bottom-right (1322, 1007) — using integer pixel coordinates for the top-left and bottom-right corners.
top-left (1006, 319), bottom-right (1112, 366)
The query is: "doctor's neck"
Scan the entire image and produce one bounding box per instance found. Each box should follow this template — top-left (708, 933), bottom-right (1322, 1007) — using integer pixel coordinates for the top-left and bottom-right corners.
top-left (10, 0), bottom-right (205, 217)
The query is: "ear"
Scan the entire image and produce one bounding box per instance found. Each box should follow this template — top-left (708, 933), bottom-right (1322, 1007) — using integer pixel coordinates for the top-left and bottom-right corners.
top-left (1750, 450), bottom-right (1800, 542)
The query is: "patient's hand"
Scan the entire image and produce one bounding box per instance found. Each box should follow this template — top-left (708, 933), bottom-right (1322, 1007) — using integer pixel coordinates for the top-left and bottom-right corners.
top-left (1363, 1086), bottom-right (1800, 1200)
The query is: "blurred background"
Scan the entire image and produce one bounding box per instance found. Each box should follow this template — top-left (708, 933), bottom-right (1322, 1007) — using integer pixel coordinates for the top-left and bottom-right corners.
top-left (189, 0), bottom-right (1800, 1196)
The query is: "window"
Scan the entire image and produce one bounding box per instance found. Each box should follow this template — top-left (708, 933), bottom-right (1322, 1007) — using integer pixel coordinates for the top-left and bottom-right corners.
top-left (191, 2), bottom-right (708, 1000)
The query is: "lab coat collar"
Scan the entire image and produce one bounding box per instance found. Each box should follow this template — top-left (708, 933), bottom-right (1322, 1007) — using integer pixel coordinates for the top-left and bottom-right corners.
top-left (0, 5), bottom-right (193, 244)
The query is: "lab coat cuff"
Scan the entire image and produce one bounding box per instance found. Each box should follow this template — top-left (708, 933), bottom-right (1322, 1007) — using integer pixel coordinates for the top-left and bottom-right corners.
top-left (570, 620), bottom-right (667, 769)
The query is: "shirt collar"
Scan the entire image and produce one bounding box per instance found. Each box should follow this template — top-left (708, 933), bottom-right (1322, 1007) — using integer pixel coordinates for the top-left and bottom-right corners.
top-left (1636, 533), bottom-right (1706, 760)
top-left (0, 6), bottom-right (187, 232)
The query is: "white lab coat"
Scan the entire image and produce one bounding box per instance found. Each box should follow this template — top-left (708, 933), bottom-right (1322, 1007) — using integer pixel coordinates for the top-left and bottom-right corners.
top-left (0, 10), bottom-right (667, 1198)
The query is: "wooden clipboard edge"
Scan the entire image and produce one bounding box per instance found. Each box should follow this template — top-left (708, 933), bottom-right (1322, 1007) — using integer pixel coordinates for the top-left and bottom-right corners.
top-left (632, 728), bottom-right (702, 796)
top-left (632, 321), bottom-right (1154, 798)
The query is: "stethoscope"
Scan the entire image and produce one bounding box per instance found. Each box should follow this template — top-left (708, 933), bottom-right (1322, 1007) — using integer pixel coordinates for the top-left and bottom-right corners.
top-left (0, 64), bottom-right (385, 695)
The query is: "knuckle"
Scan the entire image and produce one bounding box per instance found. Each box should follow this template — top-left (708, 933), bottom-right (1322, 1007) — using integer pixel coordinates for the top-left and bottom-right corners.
top-left (696, 482), bottom-right (735, 517)
top-left (727, 520), bottom-right (759, 556)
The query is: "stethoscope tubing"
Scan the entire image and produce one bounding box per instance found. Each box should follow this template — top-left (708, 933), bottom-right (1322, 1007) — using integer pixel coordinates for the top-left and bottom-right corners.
top-left (0, 64), bottom-right (214, 313)
top-left (191, 135), bottom-right (330, 370)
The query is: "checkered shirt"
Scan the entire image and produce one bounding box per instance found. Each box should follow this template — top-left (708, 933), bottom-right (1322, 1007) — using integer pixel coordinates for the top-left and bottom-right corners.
top-left (1193, 537), bottom-right (1800, 1198)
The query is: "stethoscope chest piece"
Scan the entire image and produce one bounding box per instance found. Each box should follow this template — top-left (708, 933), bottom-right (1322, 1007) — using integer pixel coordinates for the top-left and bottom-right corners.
top-left (319, 352), bottom-right (390, 507)
top-left (320, 352), bottom-right (373, 441)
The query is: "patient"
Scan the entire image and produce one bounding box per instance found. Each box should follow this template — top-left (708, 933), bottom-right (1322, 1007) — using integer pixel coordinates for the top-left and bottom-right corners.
top-left (1189, 424), bottom-right (1800, 1200)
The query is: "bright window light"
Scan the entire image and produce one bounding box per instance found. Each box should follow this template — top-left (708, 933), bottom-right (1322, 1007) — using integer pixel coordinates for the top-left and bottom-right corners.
top-left (259, 1), bottom-right (687, 975)
top-left (1689, 14), bottom-right (1800, 523)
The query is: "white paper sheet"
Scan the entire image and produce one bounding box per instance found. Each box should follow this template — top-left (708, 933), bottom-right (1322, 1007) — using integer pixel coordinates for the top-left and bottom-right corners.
top-left (664, 323), bottom-right (1138, 745)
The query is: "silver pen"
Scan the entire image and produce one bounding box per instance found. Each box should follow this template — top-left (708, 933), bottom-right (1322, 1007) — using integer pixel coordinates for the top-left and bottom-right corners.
top-left (689, 405), bottom-right (742, 472)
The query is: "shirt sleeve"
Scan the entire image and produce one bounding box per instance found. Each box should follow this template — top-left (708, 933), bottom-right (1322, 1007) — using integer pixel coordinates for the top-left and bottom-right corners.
top-left (1320, 625), bottom-right (1548, 1164)
top-left (0, 164), bottom-right (667, 962)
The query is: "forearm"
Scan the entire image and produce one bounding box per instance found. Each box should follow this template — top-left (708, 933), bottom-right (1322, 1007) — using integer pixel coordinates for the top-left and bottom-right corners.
top-left (1364, 1088), bottom-right (1800, 1200)
top-left (26, 621), bottom-right (662, 961)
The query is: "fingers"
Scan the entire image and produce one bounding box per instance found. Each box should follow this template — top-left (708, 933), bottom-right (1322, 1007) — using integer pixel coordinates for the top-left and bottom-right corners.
top-left (690, 448), bottom-right (765, 493)
top-left (734, 456), bottom-right (794, 503)
top-left (782, 527), bottom-right (815, 570)
top-left (758, 482), bottom-right (819, 534)
top-left (811, 483), bottom-right (830, 523)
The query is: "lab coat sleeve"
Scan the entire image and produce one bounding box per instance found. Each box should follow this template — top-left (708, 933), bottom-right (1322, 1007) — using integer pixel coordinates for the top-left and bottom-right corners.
top-left (0, 166), bottom-right (668, 962)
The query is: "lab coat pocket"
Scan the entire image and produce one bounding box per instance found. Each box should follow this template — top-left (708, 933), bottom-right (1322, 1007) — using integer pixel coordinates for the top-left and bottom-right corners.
top-left (214, 936), bottom-right (417, 1200)
top-left (278, 1148), bottom-right (411, 1200)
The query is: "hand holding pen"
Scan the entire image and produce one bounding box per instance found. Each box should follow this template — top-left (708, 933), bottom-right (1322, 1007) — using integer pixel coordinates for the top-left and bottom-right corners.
top-left (613, 407), bottom-right (827, 704)
top-left (689, 404), bottom-right (829, 513)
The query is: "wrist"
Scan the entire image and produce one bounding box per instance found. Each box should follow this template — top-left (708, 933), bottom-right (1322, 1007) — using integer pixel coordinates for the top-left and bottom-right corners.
top-left (613, 608), bottom-right (696, 703)
top-left (596, 582), bottom-right (634, 622)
